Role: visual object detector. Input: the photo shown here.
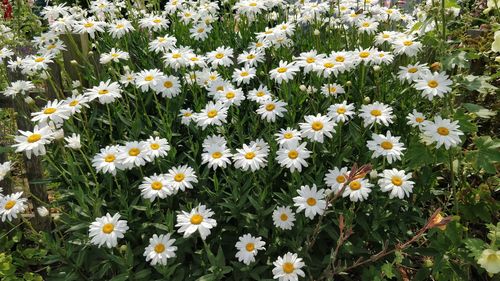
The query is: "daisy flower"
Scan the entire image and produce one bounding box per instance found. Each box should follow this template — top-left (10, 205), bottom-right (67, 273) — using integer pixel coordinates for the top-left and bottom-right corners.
top-left (232, 66), bottom-right (256, 85)
top-left (275, 128), bottom-right (302, 146)
top-left (398, 62), bottom-right (429, 82)
top-left (276, 141), bottom-right (311, 173)
top-left (89, 213), bottom-right (129, 248)
top-left (378, 169), bottom-right (415, 199)
top-left (99, 48), bottom-right (129, 64)
top-left (366, 131), bottom-right (406, 164)
top-left (139, 15), bottom-right (170, 31)
top-left (201, 144), bottom-right (232, 170)
top-left (233, 143), bottom-right (268, 172)
top-left (294, 50), bottom-right (324, 73)
top-left (324, 166), bottom-right (350, 194)
top-left (31, 99), bottom-right (71, 127)
top-left (175, 204), bottom-right (217, 240)
top-left (74, 18), bottom-right (106, 39)
top-left (299, 114), bottom-right (335, 143)
top-left (422, 116), bottom-right (463, 149)
top-left (406, 109), bottom-right (426, 128)
top-left (64, 133), bottom-right (81, 150)
top-left (165, 165), bottom-right (198, 191)
top-left (117, 141), bottom-right (149, 169)
top-left (256, 99), bottom-right (288, 122)
top-left (393, 37), bottom-right (422, 57)
top-left (293, 184), bottom-right (327, 219)
top-left (3, 80), bottom-right (35, 98)
top-left (327, 101), bottom-right (356, 123)
top-left (139, 173), bottom-right (174, 201)
top-left (237, 50), bottom-right (264, 67)
top-left (414, 72), bottom-right (453, 100)
top-left (149, 35), bottom-right (177, 54)
top-left (142, 136), bottom-right (170, 160)
top-left (195, 101), bottom-right (228, 129)
top-left (64, 94), bottom-right (90, 114)
top-left (84, 80), bottom-right (122, 104)
top-left (92, 145), bottom-right (123, 175)
top-left (272, 252), bottom-right (305, 281)
top-left (357, 18), bottom-right (379, 34)
top-left (0, 161), bottom-right (12, 181)
top-left (215, 87), bottom-right (246, 106)
top-left (248, 85), bottom-right (272, 102)
top-left (12, 125), bottom-right (54, 159)
top-left (272, 206), bottom-right (296, 230)
top-left (154, 75), bottom-right (181, 98)
top-left (109, 19), bottom-right (135, 39)
top-left (135, 69), bottom-right (164, 92)
top-left (269, 61), bottom-right (299, 84)
top-left (342, 178), bottom-right (373, 202)
top-left (0, 192), bottom-right (28, 222)
top-left (179, 108), bottom-right (195, 125)
top-left (320, 83), bottom-right (345, 98)
top-left (144, 234), bottom-right (177, 266)
top-left (235, 234), bottom-right (266, 265)
top-left (207, 46), bottom-right (234, 67)
top-left (359, 102), bottom-right (394, 127)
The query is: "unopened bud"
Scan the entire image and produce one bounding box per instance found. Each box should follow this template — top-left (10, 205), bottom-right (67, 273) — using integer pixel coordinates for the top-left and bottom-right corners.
top-left (24, 96), bottom-right (35, 105)
top-left (299, 85), bottom-right (307, 92)
top-left (430, 62), bottom-right (441, 71)
top-left (313, 29), bottom-right (320, 36)
top-left (37, 206), bottom-right (49, 217)
top-left (373, 65), bottom-right (380, 72)
top-left (345, 81), bottom-right (352, 87)
top-left (70, 60), bottom-right (78, 65)
top-left (363, 96), bottom-right (371, 104)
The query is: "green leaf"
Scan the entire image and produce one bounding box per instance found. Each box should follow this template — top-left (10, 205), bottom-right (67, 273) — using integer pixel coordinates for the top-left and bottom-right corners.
top-left (463, 238), bottom-right (487, 259)
top-left (463, 103), bottom-right (496, 119)
top-left (465, 136), bottom-right (500, 174)
top-left (381, 263), bottom-right (395, 279)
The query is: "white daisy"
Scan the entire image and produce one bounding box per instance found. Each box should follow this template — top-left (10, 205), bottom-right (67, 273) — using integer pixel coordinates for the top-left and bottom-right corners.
top-left (272, 206), bottom-right (296, 230)
top-left (299, 114), bottom-right (336, 143)
top-left (274, 128), bottom-right (301, 146)
top-left (139, 173), bottom-right (175, 201)
top-left (175, 204), bottom-right (217, 240)
top-left (276, 141), bottom-right (311, 173)
top-left (366, 131), bottom-right (406, 164)
top-left (359, 102), bottom-right (394, 127)
top-left (378, 169), bottom-right (415, 199)
top-left (12, 125), bottom-right (54, 159)
top-left (88, 213), bottom-right (129, 248)
top-left (233, 143), bottom-right (268, 172)
top-left (327, 101), bottom-right (356, 123)
top-left (256, 99), bottom-right (288, 122)
top-left (144, 234), bottom-right (177, 266)
top-left (422, 116), bottom-right (463, 149)
top-left (195, 101), bottom-right (228, 129)
top-left (272, 252), bottom-right (306, 281)
top-left (293, 184), bottom-right (327, 219)
top-left (342, 178), bottom-right (373, 202)
top-left (235, 234), bottom-right (266, 265)
top-left (414, 72), bottom-right (453, 100)
top-left (324, 166), bottom-right (350, 194)
top-left (0, 192), bottom-right (28, 222)
top-left (165, 165), bottom-right (198, 191)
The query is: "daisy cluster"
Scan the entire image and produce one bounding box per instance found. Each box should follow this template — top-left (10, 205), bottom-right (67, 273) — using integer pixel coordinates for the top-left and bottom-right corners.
top-left (1, 0), bottom-right (469, 279)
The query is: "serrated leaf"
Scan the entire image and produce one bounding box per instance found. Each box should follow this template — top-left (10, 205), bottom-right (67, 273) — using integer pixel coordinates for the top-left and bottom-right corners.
top-left (381, 263), bottom-right (395, 279)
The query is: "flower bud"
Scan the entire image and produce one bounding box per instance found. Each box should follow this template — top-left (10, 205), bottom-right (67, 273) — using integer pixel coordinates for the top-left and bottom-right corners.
top-left (430, 62), bottom-right (441, 71)
top-left (24, 96), bottom-right (35, 105)
top-left (37, 206), bottom-right (49, 217)
top-left (70, 60), bottom-right (78, 65)
top-left (363, 96), bottom-right (371, 104)
top-left (373, 65), bottom-right (380, 72)
top-left (345, 81), bottom-right (352, 87)
top-left (313, 29), bottom-right (320, 36)
top-left (299, 85), bottom-right (307, 92)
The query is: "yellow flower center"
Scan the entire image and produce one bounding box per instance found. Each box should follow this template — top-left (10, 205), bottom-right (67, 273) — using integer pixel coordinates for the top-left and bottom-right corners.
top-left (337, 107), bottom-right (346, 114)
top-left (311, 121), bottom-right (323, 131)
top-left (437, 127), bottom-right (449, 136)
top-left (249, 2), bottom-right (257, 6)
top-left (111, 53), bottom-right (119, 58)
top-left (116, 23), bottom-right (124, 29)
top-left (104, 154), bottom-right (115, 163)
top-left (427, 80), bottom-right (439, 88)
top-left (380, 141), bottom-right (393, 150)
top-left (183, 112), bottom-right (192, 117)
top-left (197, 28), bottom-right (205, 33)
top-left (247, 54), bottom-right (255, 59)
top-left (245, 243), bottom-right (255, 251)
top-left (144, 75), bottom-right (154, 81)
top-left (150, 143), bottom-right (160, 150)
top-left (359, 52), bottom-right (370, 58)
top-left (265, 104), bottom-right (275, 111)
top-left (69, 100), bottom-right (79, 106)
top-left (329, 87), bottom-right (337, 93)
top-left (306, 197), bottom-right (317, 206)
top-left (324, 62), bottom-right (334, 68)
top-left (226, 92), bottom-right (235, 99)
top-left (174, 173), bottom-right (185, 182)
top-left (128, 148), bottom-right (140, 156)
top-left (245, 152), bottom-right (256, 159)
top-left (256, 42), bottom-right (263, 47)
top-left (306, 57), bottom-right (315, 63)
top-left (288, 150), bottom-right (299, 159)
top-left (280, 213), bottom-right (288, 221)
top-left (4, 200), bottom-right (16, 210)
top-left (154, 243), bottom-right (165, 253)
top-left (190, 214), bottom-right (203, 225)
top-left (102, 223), bottom-right (114, 234)
top-left (335, 56), bottom-right (345, 62)
top-left (408, 67), bottom-right (418, 73)
top-left (277, 67), bottom-right (287, 73)
top-left (382, 34), bottom-right (390, 38)
top-left (256, 91), bottom-right (265, 97)
top-left (240, 71), bottom-right (249, 77)
top-left (47, 44), bottom-right (56, 50)
top-left (190, 57), bottom-right (199, 61)
top-left (153, 19), bottom-right (162, 24)
top-left (207, 110), bottom-right (218, 118)
top-left (391, 176), bottom-right (403, 186)
top-left (362, 22), bottom-right (370, 27)
top-left (215, 53), bottom-right (224, 59)
top-left (349, 181), bottom-right (361, 190)
top-left (27, 134), bottom-right (42, 143)
top-left (212, 152), bottom-right (222, 159)
top-left (172, 53), bottom-right (181, 59)
top-left (151, 181), bottom-right (163, 190)
top-left (336, 175), bottom-right (346, 183)
top-left (35, 57), bottom-right (45, 63)
top-left (283, 262), bottom-right (295, 274)
top-left (416, 117), bottom-right (424, 123)
top-left (44, 107), bottom-right (56, 114)
top-left (98, 89), bottom-right (109, 95)
top-left (370, 109), bottom-right (382, 117)
top-left (403, 40), bottom-right (413, 46)
top-left (84, 22), bottom-right (94, 28)
top-left (284, 132), bottom-right (293, 139)
top-left (164, 81), bottom-right (173, 88)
